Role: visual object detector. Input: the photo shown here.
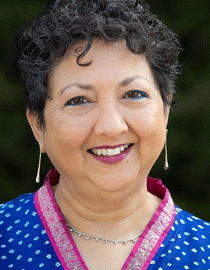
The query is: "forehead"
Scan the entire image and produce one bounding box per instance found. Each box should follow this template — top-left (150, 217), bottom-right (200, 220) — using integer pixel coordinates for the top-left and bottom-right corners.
top-left (49, 39), bottom-right (156, 89)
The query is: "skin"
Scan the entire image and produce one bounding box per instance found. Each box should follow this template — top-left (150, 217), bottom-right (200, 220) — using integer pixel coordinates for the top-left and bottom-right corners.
top-left (27, 39), bottom-right (169, 269)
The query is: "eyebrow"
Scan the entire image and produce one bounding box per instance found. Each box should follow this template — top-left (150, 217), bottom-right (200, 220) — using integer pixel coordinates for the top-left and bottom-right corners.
top-left (60, 75), bottom-right (151, 95)
top-left (60, 83), bottom-right (94, 96)
top-left (119, 75), bottom-right (151, 86)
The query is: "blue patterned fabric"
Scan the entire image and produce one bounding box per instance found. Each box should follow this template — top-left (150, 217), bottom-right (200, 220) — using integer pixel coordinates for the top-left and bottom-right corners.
top-left (0, 193), bottom-right (210, 269)
top-left (0, 194), bottom-right (63, 270)
top-left (148, 207), bottom-right (210, 269)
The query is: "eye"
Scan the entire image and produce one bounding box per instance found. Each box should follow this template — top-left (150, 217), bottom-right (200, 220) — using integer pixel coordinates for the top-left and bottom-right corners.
top-left (123, 90), bottom-right (148, 99)
top-left (65, 96), bottom-right (89, 106)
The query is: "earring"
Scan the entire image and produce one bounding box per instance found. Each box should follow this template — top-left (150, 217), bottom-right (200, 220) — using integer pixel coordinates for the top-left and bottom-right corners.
top-left (164, 129), bottom-right (169, 170)
top-left (36, 143), bottom-right (42, 183)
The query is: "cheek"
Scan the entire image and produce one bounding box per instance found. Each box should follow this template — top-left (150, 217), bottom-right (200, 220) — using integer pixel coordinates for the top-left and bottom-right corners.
top-left (127, 105), bottom-right (166, 135)
top-left (44, 112), bottom-right (95, 150)
top-left (126, 104), bottom-right (166, 154)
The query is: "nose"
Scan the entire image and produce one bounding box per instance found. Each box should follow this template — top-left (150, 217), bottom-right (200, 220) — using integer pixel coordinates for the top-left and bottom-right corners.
top-left (94, 102), bottom-right (128, 138)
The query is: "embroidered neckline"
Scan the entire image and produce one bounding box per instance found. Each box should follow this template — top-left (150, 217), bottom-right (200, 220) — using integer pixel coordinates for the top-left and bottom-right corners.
top-left (34, 169), bottom-right (175, 270)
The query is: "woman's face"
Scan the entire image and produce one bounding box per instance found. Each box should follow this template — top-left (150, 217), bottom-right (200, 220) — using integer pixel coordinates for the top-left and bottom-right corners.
top-left (33, 40), bottom-right (169, 193)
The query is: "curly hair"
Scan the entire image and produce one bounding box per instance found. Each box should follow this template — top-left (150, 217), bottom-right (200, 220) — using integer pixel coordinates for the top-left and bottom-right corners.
top-left (17, 0), bottom-right (181, 127)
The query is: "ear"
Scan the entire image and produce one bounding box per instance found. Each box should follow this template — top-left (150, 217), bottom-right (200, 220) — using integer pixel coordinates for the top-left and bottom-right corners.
top-left (26, 109), bottom-right (46, 153)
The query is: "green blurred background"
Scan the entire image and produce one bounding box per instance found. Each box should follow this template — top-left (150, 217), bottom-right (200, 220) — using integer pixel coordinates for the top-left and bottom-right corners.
top-left (0, 0), bottom-right (210, 221)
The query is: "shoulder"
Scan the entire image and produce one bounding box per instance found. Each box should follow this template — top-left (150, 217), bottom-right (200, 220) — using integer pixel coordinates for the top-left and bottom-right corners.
top-left (0, 193), bottom-right (37, 228)
top-left (0, 193), bottom-right (52, 269)
top-left (0, 193), bottom-right (35, 211)
top-left (174, 206), bottom-right (210, 250)
top-left (175, 206), bottom-right (210, 231)
top-left (153, 206), bottom-right (210, 268)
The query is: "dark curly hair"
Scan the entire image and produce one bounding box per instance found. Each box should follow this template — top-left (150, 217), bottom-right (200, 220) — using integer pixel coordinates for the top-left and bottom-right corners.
top-left (17, 0), bottom-right (181, 127)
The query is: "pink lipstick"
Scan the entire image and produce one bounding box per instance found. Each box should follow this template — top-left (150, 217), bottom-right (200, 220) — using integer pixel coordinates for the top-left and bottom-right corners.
top-left (88, 144), bottom-right (134, 164)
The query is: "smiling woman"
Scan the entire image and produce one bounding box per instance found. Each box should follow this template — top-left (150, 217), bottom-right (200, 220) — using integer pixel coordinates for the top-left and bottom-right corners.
top-left (29, 41), bottom-right (167, 195)
top-left (0, 0), bottom-right (210, 269)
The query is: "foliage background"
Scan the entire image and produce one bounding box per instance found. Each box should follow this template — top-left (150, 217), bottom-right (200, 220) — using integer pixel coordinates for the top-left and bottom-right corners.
top-left (0, 0), bottom-right (210, 221)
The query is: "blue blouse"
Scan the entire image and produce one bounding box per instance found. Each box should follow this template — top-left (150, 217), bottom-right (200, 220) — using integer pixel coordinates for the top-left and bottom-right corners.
top-left (0, 170), bottom-right (210, 269)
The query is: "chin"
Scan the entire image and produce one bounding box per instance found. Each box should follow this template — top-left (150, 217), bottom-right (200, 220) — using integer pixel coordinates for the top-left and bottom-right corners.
top-left (88, 168), bottom-right (143, 193)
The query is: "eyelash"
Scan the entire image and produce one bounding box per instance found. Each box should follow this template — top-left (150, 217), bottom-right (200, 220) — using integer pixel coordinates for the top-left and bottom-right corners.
top-left (65, 96), bottom-right (89, 106)
top-left (123, 90), bottom-right (148, 99)
top-left (65, 90), bottom-right (148, 106)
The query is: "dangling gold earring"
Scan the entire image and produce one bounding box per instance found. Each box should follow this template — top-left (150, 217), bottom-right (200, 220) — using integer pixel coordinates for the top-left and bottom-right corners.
top-left (36, 143), bottom-right (42, 183)
top-left (164, 129), bottom-right (169, 170)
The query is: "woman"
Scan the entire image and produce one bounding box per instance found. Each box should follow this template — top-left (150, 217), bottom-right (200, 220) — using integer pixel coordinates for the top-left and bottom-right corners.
top-left (0, 0), bottom-right (209, 269)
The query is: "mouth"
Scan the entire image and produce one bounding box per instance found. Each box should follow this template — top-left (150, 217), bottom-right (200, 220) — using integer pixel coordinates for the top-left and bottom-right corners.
top-left (87, 143), bottom-right (134, 157)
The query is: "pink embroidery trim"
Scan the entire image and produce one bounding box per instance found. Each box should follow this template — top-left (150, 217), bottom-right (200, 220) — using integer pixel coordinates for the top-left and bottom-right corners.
top-left (34, 170), bottom-right (175, 270)
top-left (123, 178), bottom-right (175, 270)
top-left (34, 172), bottom-right (88, 270)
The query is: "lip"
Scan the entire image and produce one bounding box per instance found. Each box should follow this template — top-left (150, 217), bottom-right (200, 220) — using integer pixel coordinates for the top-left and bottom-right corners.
top-left (90, 143), bottom-right (131, 150)
top-left (88, 144), bottom-right (134, 165)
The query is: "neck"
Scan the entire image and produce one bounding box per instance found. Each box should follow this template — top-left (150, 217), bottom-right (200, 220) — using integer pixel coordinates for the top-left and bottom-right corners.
top-left (53, 176), bottom-right (158, 240)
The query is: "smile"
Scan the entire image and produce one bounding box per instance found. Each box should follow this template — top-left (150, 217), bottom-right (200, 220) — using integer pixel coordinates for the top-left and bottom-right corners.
top-left (88, 144), bottom-right (134, 164)
top-left (90, 144), bottom-right (131, 156)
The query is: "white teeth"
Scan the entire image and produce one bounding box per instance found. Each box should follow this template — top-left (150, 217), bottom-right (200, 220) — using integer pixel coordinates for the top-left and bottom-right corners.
top-left (96, 149), bottom-right (102, 155)
top-left (107, 149), bottom-right (115, 156)
top-left (114, 147), bottom-right (121, 155)
top-left (102, 149), bottom-right (108, 156)
top-left (91, 144), bottom-right (131, 156)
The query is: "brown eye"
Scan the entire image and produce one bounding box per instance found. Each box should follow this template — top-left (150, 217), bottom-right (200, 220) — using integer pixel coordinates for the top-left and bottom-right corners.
top-left (123, 90), bottom-right (148, 99)
top-left (65, 96), bottom-right (89, 106)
